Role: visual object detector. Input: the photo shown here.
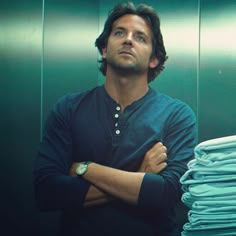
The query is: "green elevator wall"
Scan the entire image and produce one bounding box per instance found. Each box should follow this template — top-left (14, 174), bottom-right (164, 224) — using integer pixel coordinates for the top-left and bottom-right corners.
top-left (0, 1), bottom-right (41, 235)
top-left (0, 0), bottom-right (235, 235)
top-left (198, 1), bottom-right (236, 141)
top-left (42, 0), bottom-right (99, 124)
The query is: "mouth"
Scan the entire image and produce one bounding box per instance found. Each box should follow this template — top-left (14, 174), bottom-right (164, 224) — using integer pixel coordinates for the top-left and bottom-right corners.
top-left (118, 50), bottom-right (134, 56)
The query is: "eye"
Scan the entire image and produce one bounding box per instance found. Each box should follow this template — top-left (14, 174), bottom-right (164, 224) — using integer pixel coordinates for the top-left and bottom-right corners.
top-left (114, 30), bottom-right (124, 37)
top-left (136, 35), bottom-right (146, 42)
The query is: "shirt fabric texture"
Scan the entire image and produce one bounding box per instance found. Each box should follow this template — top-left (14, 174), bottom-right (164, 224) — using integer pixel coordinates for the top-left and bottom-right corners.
top-left (34, 85), bottom-right (197, 236)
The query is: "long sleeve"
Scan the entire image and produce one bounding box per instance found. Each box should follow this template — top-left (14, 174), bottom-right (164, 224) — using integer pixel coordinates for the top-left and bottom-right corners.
top-left (33, 94), bottom-right (90, 211)
top-left (138, 102), bottom-right (198, 209)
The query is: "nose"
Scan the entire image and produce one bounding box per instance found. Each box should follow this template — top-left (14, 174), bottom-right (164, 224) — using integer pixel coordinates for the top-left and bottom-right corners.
top-left (123, 32), bottom-right (133, 45)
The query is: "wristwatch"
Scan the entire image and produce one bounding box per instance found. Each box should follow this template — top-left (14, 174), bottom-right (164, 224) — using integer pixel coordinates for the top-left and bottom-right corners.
top-left (75, 161), bottom-right (91, 176)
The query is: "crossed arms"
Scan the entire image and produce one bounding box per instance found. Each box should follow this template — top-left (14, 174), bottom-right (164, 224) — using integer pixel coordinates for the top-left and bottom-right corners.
top-left (69, 142), bottom-right (168, 207)
top-left (34, 95), bottom-right (197, 211)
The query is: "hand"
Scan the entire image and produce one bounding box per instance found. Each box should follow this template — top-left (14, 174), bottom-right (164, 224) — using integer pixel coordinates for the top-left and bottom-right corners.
top-left (139, 142), bottom-right (167, 173)
top-left (68, 162), bottom-right (80, 177)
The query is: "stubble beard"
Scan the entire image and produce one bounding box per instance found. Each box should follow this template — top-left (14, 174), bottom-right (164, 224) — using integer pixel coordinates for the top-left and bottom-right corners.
top-left (106, 57), bottom-right (146, 77)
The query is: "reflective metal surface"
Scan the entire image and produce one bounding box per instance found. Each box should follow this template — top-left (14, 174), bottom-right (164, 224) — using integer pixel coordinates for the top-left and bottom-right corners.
top-left (0, 1), bottom-right (41, 235)
top-left (198, 1), bottom-right (236, 141)
top-left (42, 0), bottom-right (99, 125)
top-left (1, 0), bottom-right (235, 235)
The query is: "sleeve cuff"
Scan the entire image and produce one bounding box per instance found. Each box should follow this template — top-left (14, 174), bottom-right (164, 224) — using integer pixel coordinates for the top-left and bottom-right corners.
top-left (138, 173), bottom-right (165, 208)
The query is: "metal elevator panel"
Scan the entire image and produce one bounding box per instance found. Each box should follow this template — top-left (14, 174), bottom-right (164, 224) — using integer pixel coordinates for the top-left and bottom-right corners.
top-left (150, 0), bottom-right (199, 115)
top-left (40, 1), bottom-right (99, 235)
top-left (42, 0), bottom-right (99, 122)
top-left (1, 1), bottom-right (236, 235)
top-left (198, 1), bottom-right (236, 141)
top-left (0, 1), bottom-right (42, 235)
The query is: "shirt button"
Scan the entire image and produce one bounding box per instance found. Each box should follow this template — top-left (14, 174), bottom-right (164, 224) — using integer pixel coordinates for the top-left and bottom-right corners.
top-left (116, 106), bottom-right (121, 111)
top-left (115, 123), bottom-right (118, 127)
top-left (114, 113), bottom-right (119, 119)
top-left (115, 129), bottom-right (120, 135)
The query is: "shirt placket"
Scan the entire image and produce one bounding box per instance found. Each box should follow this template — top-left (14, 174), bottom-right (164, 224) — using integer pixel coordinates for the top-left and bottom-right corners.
top-left (114, 105), bottom-right (121, 134)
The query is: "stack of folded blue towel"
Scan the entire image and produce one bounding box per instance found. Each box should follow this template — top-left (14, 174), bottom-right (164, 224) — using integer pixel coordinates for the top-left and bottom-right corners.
top-left (180, 135), bottom-right (236, 236)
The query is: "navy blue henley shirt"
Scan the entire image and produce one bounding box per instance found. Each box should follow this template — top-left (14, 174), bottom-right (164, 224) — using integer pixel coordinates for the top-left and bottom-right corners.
top-left (34, 85), bottom-right (197, 236)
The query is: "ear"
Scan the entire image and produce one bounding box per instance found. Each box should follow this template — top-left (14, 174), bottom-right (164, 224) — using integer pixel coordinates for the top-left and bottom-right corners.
top-left (102, 47), bottom-right (107, 59)
top-left (149, 56), bottom-right (159, 69)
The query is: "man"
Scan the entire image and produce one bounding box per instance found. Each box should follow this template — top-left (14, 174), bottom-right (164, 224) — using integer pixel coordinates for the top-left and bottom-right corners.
top-left (34, 2), bottom-right (197, 236)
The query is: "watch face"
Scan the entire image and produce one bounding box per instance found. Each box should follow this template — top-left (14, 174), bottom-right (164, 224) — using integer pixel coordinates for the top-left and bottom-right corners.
top-left (76, 163), bottom-right (87, 175)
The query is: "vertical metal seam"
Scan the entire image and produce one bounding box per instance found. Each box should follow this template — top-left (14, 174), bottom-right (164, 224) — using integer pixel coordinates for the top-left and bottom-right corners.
top-left (40, 0), bottom-right (45, 141)
top-left (97, 1), bottom-right (100, 86)
top-left (197, 0), bottom-right (201, 132)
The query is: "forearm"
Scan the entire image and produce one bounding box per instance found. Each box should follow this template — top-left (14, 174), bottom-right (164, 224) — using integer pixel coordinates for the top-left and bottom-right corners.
top-left (73, 142), bottom-right (167, 206)
top-left (83, 185), bottom-right (114, 207)
top-left (83, 163), bottom-right (145, 204)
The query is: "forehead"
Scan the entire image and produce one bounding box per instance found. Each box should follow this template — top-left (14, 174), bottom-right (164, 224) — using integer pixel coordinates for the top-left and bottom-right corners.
top-left (112, 14), bottom-right (152, 35)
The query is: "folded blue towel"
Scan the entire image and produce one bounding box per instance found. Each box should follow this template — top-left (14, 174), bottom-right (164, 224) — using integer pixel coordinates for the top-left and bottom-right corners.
top-left (181, 167), bottom-right (236, 186)
top-left (182, 192), bottom-right (236, 208)
top-left (192, 152), bottom-right (236, 168)
top-left (188, 183), bottom-right (236, 197)
top-left (183, 220), bottom-right (236, 231)
top-left (192, 172), bottom-right (236, 181)
top-left (181, 227), bottom-right (236, 236)
top-left (181, 136), bottom-right (236, 235)
top-left (191, 200), bottom-right (236, 213)
top-left (181, 174), bottom-right (236, 194)
top-left (189, 210), bottom-right (236, 221)
top-left (186, 218), bottom-right (236, 231)
top-left (194, 135), bottom-right (236, 158)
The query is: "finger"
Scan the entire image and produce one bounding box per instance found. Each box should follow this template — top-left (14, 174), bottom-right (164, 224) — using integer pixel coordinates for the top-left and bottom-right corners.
top-left (152, 141), bottom-right (164, 149)
top-left (153, 153), bottom-right (167, 165)
top-left (156, 162), bottom-right (167, 173)
top-left (145, 161), bottom-right (167, 174)
top-left (146, 143), bottom-right (167, 159)
top-left (152, 142), bottom-right (167, 153)
top-left (160, 153), bottom-right (168, 161)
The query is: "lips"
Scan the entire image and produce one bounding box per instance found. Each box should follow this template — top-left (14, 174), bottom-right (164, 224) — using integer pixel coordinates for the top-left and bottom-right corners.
top-left (118, 49), bottom-right (134, 56)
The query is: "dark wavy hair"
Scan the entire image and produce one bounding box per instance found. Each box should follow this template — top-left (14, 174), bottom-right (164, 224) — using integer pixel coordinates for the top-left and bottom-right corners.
top-left (95, 2), bottom-right (168, 83)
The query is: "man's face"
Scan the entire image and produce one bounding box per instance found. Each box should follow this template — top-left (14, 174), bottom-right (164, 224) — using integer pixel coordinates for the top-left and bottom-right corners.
top-left (102, 14), bottom-right (158, 75)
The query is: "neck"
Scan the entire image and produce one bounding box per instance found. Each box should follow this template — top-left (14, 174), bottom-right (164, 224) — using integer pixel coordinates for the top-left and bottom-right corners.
top-left (104, 69), bottom-right (149, 111)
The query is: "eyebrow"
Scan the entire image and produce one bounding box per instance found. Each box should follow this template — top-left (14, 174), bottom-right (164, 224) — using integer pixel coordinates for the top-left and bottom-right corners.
top-left (112, 26), bottom-right (150, 39)
top-left (112, 26), bottom-right (126, 32)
